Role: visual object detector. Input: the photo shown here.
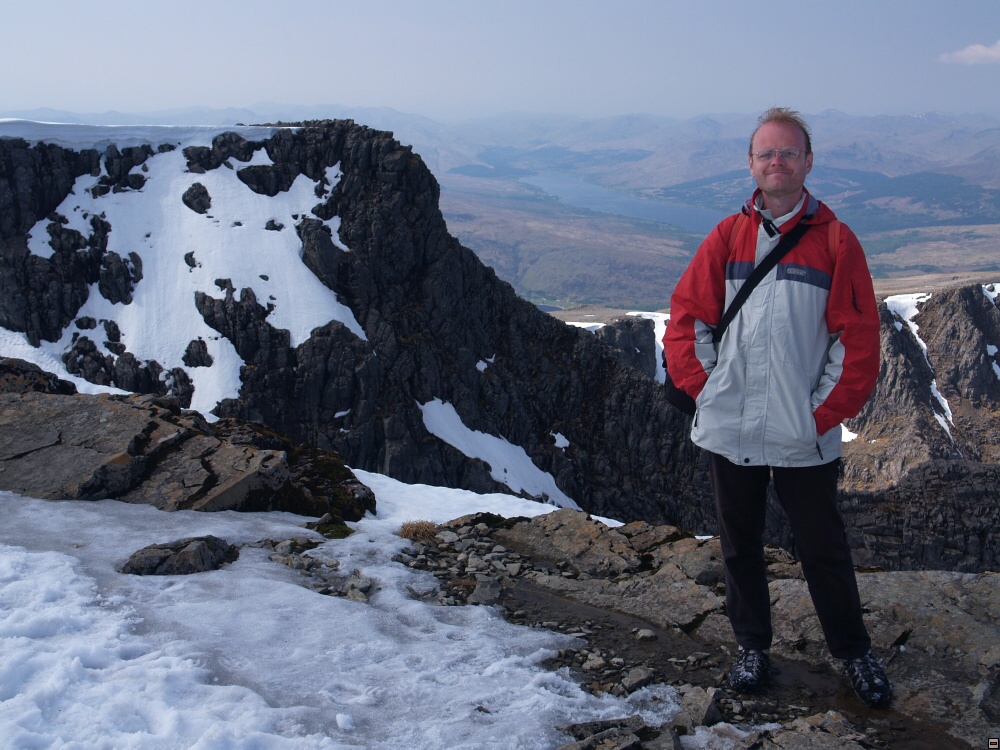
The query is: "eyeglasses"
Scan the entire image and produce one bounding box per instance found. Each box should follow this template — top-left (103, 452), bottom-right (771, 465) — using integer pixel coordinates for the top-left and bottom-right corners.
top-left (752, 147), bottom-right (804, 161)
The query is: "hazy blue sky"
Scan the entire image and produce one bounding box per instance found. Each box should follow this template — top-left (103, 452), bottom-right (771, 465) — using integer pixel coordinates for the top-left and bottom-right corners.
top-left (4, 0), bottom-right (999, 121)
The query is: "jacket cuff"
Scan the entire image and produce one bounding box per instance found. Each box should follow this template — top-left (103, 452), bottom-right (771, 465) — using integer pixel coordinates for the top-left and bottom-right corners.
top-left (814, 408), bottom-right (840, 437)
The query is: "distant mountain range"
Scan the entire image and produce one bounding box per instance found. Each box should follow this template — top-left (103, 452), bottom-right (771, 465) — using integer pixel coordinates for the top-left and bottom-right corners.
top-left (4, 105), bottom-right (1000, 309)
top-left (435, 110), bottom-right (1000, 308)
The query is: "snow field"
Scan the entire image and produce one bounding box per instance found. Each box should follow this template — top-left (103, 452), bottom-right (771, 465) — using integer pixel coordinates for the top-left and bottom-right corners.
top-left (0, 475), bottom-right (680, 749)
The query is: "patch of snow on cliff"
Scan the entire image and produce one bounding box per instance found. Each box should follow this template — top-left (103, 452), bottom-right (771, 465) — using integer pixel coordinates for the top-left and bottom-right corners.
top-left (985, 285), bottom-right (1000, 381)
top-left (628, 311), bottom-right (669, 384)
top-left (983, 282), bottom-right (998, 306)
top-left (885, 292), bottom-right (954, 437)
top-left (243, 146), bottom-right (275, 166)
top-left (989, 343), bottom-right (1000, 381)
top-left (419, 399), bottom-right (579, 509)
top-left (566, 320), bottom-right (605, 332)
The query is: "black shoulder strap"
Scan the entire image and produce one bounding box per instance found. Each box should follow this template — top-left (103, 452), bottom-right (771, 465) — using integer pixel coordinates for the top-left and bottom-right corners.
top-left (713, 219), bottom-right (813, 342)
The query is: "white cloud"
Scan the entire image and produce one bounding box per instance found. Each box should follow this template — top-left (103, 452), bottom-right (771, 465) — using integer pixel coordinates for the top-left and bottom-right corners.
top-left (939, 39), bottom-right (1000, 64)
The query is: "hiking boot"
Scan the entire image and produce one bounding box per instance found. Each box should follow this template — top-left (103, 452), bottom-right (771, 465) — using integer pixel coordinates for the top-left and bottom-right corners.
top-left (844, 650), bottom-right (893, 708)
top-left (727, 648), bottom-right (771, 693)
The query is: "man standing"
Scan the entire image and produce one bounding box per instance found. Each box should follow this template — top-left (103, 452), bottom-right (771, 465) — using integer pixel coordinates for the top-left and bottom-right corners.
top-left (663, 108), bottom-right (892, 708)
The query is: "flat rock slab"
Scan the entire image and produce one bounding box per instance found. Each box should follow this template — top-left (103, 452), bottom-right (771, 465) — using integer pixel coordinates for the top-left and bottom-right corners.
top-left (493, 507), bottom-right (642, 577)
top-left (0, 391), bottom-right (157, 499)
top-left (0, 367), bottom-right (375, 522)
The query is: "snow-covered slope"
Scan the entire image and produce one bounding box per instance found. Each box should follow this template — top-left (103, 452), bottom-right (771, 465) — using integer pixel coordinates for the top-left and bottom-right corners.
top-left (4, 120), bottom-right (362, 416)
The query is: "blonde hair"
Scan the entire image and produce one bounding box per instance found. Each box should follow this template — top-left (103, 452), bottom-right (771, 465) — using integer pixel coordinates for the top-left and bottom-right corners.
top-left (749, 107), bottom-right (812, 155)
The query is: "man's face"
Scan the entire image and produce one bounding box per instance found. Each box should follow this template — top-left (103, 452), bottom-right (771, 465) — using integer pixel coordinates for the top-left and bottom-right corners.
top-left (748, 121), bottom-right (813, 207)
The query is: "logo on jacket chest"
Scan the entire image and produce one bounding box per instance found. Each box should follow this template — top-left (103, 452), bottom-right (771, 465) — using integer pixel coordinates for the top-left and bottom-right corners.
top-left (777, 263), bottom-right (832, 290)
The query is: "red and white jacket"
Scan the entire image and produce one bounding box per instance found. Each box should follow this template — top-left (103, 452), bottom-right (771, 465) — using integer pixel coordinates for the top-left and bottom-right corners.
top-left (663, 189), bottom-right (880, 467)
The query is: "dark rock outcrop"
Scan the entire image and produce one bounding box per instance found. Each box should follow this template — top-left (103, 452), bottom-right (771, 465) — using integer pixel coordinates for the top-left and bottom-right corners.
top-left (98, 250), bottom-right (142, 304)
top-left (843, 285), bottom-right (1000, 482)
top-left (0, 356), bottom-right (77, 395)
top-left (184, 131), bottom-right (259, 173)
top-left (0, 137), bottom-right (101, 242)
top-left (92, 144), bottom-right (153, 196)
top-left (183, 338), bottom-right (213, 367)
top-left (594, 316), bottom-right (658, 380)
top-left (61, 337), bottom-right (195, 407)
top-left (121, 535), bottom-right (239, 575)
top-left (182, 182), bottom-right (211, 214)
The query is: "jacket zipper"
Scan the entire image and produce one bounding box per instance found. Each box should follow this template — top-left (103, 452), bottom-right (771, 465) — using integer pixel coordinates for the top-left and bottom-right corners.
top-left (816, 441), bottom-right (825, 460)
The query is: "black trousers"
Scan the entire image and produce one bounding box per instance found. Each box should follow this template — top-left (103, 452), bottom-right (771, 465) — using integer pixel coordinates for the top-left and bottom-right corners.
top-left (708, 452), bottom-right (871, 660)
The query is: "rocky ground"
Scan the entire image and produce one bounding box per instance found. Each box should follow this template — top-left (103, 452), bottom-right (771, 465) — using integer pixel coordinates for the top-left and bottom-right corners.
top-left (117, 503), bottom-right (997, 749)
top-left (381, 510), bottom-right (996, 749)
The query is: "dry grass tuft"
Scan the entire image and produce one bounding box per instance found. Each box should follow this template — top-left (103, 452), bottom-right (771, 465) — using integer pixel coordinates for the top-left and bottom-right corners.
top-left (398, 520), bottom-right (439, 542)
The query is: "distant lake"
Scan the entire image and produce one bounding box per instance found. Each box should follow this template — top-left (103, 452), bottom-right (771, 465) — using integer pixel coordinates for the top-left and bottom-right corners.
top-left (520, 171), bottom-right (727, 235)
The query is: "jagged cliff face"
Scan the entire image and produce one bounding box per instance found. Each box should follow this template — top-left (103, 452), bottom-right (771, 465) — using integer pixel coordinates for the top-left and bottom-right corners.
top-left (194, 124), bottom-right (705, 523)
top-left (0, 121), bottom-right (708, 531)
top-left (845, 287), bottom-right (1000, 480)
top-left (2, 121), bottom-right (998, 573)
top-left (831, 284), bottom-right (1000, 572)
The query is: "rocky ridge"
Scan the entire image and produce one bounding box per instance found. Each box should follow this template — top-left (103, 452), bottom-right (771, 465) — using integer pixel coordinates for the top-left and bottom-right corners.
top-left (0, 121), bottom-right (706, 531)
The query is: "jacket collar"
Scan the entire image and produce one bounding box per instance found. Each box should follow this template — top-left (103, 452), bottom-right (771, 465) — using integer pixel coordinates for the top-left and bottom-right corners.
top-left (743, 188), bottom-right (821, 235)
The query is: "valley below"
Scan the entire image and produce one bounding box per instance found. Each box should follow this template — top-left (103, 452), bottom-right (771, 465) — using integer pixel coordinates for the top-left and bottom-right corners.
top-left (440, 177), bottom-right (1000, 312)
